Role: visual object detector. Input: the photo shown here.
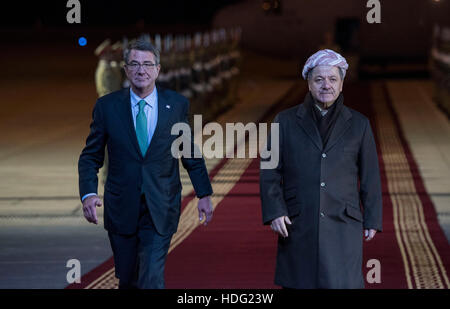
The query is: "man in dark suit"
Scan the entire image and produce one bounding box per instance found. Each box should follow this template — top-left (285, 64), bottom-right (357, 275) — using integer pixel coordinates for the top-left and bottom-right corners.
top-left (260, 49), bottom-right (382, 288)
top-left (78, 38), bottom-right (213, 289)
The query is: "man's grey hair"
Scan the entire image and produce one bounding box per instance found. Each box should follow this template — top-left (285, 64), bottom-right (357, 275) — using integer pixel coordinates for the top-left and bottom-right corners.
top-left (124, 38), bottom-right (160, 65)
top-left (306, 67), bottom-right (345, 81)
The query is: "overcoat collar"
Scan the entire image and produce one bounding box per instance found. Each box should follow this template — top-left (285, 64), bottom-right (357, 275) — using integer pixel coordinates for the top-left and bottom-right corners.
top-left (296, 92), bottom-right (352, 152)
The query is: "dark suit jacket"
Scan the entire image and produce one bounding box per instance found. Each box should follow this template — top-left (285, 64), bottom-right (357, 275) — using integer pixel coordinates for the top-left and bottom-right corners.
top-left (78, 87), bottom-right (213, 235)
top-left (260, 92), bottom-right (382, 288)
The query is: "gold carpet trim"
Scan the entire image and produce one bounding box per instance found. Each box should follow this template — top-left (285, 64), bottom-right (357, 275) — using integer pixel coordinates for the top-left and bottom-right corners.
top-left (372, 82), bottom-right (449, 289)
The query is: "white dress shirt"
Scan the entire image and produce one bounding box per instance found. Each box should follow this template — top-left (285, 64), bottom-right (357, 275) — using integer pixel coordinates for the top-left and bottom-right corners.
top-left (82, 87), bottom-right (159, 202)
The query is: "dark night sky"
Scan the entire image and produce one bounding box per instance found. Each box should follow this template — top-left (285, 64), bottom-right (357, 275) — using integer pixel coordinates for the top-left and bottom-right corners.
top-left (1, 0), bottom-right (243, 27)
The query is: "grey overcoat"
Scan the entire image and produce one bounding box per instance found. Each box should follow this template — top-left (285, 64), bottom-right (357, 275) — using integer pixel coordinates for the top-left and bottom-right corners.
top-left (260, 92), bottom-right (382, 288)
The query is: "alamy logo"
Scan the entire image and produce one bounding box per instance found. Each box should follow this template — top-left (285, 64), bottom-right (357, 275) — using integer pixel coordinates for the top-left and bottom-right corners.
top-left (66, 259), bottom-right (81, 284)
top-left (366, 259), bottom-right (381, 283)
top-left (66, 0), bottom-right (81, 24)
top-left (366, 0), bottom-right (381, 24)
top-left (170, 115), bottom-right (279, 169)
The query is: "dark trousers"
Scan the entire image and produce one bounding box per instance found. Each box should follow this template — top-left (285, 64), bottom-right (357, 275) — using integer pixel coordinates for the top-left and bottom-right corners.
top-left (108, 195), bottom-right (173, 289)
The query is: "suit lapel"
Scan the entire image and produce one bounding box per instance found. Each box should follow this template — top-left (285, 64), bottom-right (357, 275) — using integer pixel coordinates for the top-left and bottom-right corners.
top-left (323, 105), bottom-right (352, 152)
top-left (296, 102), bottom-right (323, 151)
top-left (115, 88), bottom-right (143, 158)
top-left (144, 87), bottom-right (171, 159)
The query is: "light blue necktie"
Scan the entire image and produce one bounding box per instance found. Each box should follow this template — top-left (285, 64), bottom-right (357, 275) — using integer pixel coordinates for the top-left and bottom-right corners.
top-left (136, 100), bottom-right (148, 156)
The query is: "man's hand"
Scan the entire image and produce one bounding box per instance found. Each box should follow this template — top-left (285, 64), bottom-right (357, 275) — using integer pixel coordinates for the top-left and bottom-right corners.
top-left (271, 216), bottom-right (292, 238)
top-left (82, 195), bottom-right (102, 224)
top-left (198, 196), bottom-right (213, 226)
top-left (364, 229), bottom-right (377, 241)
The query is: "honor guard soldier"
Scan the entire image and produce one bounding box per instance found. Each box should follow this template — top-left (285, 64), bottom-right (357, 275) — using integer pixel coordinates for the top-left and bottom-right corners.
top-left (95, 39), bottom-right (123, 97)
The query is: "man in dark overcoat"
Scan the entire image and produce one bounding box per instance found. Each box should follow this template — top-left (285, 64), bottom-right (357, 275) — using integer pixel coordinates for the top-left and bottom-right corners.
top-left (260, 49), bottom-right (382, 288)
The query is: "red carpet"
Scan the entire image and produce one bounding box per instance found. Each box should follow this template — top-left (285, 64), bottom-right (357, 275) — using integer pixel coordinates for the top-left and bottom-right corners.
top-left (350, 82), bottom-right (410, 288)
top-left (165, 159), bottom-right (278, 288)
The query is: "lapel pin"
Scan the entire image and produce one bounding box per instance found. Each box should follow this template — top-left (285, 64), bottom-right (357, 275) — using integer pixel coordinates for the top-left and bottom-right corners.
top-left (166, 105), bottom-right (171, 109)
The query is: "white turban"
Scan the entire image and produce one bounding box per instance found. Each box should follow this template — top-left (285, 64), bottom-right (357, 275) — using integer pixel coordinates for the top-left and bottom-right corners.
top-left (302, 49), bottom-right (349, 80)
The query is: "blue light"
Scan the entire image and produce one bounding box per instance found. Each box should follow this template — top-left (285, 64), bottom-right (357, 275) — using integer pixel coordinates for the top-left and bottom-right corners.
top-left (78, 37), bottom-right (87, 46)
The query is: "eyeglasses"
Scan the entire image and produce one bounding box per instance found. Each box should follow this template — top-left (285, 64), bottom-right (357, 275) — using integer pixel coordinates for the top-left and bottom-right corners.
top-left (126, 61), bottom-right (158, 71)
